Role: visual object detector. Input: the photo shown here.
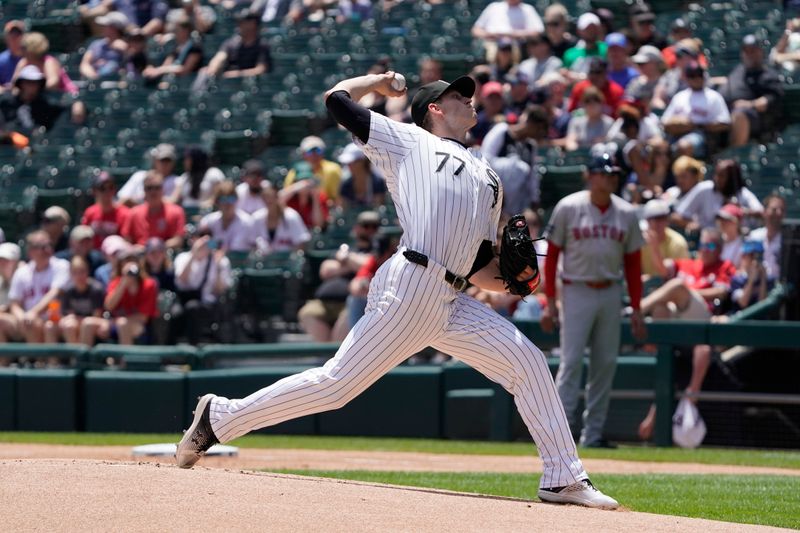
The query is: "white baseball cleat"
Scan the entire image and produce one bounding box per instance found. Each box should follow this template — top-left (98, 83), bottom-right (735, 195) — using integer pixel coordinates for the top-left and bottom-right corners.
top-left (176, 394), bottom-right (219, 469)
top-left (537, 479), bottom-right (619, 509)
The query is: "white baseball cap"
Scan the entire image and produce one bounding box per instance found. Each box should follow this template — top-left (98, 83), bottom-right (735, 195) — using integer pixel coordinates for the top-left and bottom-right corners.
top-left (300, 136), bottom-right (326, 153)
top-left (0, 242), bottom-right (21, 261)
top-left (338, 143), bottom-right (366, 165)
top-left (642, 199), bottom-right (671, 219)
top-left (577, 13), bottom-right (601, 31)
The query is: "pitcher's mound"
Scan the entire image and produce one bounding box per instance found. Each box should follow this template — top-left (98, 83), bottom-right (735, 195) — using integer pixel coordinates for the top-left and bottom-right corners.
top-left (0, 459), bottom-right (782, 532)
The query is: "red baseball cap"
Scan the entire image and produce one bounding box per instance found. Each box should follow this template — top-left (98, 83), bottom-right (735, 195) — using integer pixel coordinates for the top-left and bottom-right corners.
top-left (481, 81), bottom-right (503, 98)
top-left (716, 203), bottom-right (743, 222)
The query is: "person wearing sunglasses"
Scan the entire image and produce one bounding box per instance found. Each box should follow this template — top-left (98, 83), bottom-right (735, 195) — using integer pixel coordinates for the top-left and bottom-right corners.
top-left (197, 180), bottom-right (255, 252)
top-left (282, 136), bottom-right (342, 202)
top-left (81, 171), bottom-right (131, 250)
top-left (641, 227), bottom-right (735, 321)
top-left (121, 171), bottom-right (186, 250)
top-left (661, 61), bottom-right (730, 159)
top-left (2, 230), bottom-right (70, 344)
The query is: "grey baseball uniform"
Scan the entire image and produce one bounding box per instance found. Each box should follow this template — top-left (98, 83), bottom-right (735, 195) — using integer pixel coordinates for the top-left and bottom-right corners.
top-left (545, 190), bottom-right (643, 444)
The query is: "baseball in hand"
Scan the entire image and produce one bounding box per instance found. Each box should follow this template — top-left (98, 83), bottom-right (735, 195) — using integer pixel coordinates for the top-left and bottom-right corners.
top-left (391, 73), bottom-right (406, 91)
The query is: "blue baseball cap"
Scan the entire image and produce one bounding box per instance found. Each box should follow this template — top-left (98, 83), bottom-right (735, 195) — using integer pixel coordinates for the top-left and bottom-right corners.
top-left (605, 32), bottom-right (628, 48)
top-left (587, 153), bottom-right (621, 174)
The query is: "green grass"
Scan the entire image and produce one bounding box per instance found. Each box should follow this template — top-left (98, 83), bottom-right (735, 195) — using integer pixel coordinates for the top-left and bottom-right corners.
top-left (276, 470), bottom-right (800, 529)
top-left (2, 432), bottom-right (800, 470)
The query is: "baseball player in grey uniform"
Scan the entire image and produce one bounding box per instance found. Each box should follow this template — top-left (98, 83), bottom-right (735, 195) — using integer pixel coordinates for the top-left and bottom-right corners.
top-left (542, 153), bottom-right (647, 448)
top-left (177, 71), bottom-right (618, 509)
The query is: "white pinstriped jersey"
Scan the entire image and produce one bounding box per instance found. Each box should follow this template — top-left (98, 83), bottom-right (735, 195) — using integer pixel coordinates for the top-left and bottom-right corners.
top-left (357, 111), bottom-right (503, 277)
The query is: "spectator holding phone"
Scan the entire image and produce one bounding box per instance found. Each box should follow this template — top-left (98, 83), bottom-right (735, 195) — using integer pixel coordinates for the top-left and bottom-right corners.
top-left (80, 250), bottom-right (158, 345)
top-left (172, 230), bottom-right (233, 344)
top-left (730, 240), bottom-right (773, 312)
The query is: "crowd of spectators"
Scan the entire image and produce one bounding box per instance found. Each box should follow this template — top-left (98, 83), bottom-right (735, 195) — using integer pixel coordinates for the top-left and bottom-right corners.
top-left (0, 0), bottom-right (794, 423)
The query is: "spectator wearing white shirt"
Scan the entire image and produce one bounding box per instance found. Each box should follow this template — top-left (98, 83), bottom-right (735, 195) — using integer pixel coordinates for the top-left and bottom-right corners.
top-left (173, 229), bottom-right (233, 344)
top-left (169, 146), bottom-right (225, 209)
top-left (251, 183), bottom-right (310, 254)
top-left (198, 180), bottom-right (255, 252)
top-left (472, 0), bottom-right (544, 61)
top-left (235, 159), bottom-right (268, 215)
top-left (517, 33), bottom-right (562, 87)
top-left (661, 61), bottom-right (730, 159)
top-left (117, 144), bottom-right (180, 206)
top-left (1, 230), bottom-right (70, 343)
top-left (673, 159), bottom-right (763, 232)
top-left (663, 155), bottom-right (704, 209)
top-left (748, 193), bottom-right (785, 279)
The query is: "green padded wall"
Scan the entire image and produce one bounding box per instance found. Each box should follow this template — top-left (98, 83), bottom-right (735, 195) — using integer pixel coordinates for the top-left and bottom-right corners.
top-left (0, 369), bottom-right (15, 430)
top-left (444, 389), bottom-right (494, 440)
top-left (318, 366), bottom-right (442, 438)
top-left (84, 371), bottom-right (186, 433)
top-left (16, 369), bottom-right (80, 431)
top-left (186, 367), bottom-right (317, 435)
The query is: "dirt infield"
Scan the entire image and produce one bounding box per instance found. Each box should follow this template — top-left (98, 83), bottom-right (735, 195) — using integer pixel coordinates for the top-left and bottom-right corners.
top-left (1, 443), bottom-right (798, 477)
top-left (0, 459), bottom-right (791, 533)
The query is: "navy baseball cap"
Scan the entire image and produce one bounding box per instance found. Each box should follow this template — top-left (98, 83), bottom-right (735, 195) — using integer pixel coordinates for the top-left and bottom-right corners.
top-left (411, 76), bottom-right (476, 127)
top-left (587, 153), bottom-right (621, 174)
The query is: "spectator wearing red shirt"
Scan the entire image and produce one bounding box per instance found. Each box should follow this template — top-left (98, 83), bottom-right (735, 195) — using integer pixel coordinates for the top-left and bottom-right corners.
top-left (81, 171), bottom-right (130, 250)
top-left (79, 250), bottom-right (158, 345)
top-left (280, 165), bottom-right (329, 231)
top-left (641, 227), bottom-right (735, 320)
top-left (568, 57), bottom-right (624, 117)
top-left (122, 171), bottom-right (186, 249)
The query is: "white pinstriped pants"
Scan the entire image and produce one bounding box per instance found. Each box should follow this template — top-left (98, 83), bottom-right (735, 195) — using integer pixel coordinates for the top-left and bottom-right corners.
top-left (208, 251), bottom-right (587, 488)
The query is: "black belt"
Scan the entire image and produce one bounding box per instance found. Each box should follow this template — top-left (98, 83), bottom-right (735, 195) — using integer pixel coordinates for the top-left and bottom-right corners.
top-left (403, 250), bottom-right (470, 292)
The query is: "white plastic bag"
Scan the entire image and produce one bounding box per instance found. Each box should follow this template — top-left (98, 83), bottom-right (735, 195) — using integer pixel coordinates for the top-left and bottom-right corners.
top-left (672, 397), bottom-right (707, 448)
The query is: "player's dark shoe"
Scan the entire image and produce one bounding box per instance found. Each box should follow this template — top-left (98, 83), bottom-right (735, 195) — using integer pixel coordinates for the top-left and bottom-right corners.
top-left (581, 439), bottom-right (618, 449)
top-left (538, 479), bottom-right (619, 509)
top-left (176, 394), bottom-right (219, 469)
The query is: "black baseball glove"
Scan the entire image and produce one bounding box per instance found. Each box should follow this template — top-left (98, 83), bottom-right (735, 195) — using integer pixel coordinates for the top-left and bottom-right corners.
top-left (497, 214), bottom-right (541, 297)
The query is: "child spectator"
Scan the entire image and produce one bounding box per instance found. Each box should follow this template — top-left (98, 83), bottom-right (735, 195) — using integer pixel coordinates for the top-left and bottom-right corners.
top-left (45, 256), bottom-right (105, 344)
top-left (143, 237), bottom-right (175, 292)
top-left (715, 204), bottom-right (745, 266)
